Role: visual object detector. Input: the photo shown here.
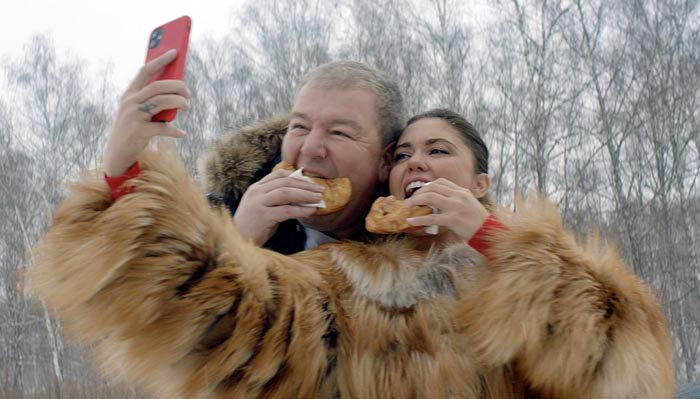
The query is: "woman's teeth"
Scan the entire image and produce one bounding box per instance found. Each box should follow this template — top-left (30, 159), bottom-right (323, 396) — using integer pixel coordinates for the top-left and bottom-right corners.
top-left (405, 181), bottom-right (426, 198)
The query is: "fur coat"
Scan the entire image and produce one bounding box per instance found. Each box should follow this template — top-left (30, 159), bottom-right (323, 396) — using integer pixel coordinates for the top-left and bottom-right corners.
top-left (28, 119), bottom-right (675, 399)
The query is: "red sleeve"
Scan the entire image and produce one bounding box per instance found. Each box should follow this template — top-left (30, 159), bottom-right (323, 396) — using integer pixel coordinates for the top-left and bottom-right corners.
top-left (467, 214), bottom-right (507, 257)
top-left (104, 162), bottom-right (141, 201)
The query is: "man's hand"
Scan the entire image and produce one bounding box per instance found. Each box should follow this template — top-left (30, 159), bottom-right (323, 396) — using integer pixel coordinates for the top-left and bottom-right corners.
top-left (104, 49), bottom-right (190, 177)
top-left (233, 169), bottom-right (326, 246)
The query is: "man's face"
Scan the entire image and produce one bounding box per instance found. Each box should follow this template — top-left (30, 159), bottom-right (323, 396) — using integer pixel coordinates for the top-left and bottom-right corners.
top-left (281, 83), bottom-right (387, 237)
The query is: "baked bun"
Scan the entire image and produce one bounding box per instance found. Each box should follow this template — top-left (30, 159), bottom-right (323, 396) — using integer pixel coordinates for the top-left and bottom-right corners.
top-left (365, 195), bottom-right (432, 234)
top-left (273, 161), bottom-right (351, 216)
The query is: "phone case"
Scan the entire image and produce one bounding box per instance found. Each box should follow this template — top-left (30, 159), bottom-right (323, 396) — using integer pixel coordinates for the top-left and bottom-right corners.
top-left (145, 15), bottom-right (191, 122)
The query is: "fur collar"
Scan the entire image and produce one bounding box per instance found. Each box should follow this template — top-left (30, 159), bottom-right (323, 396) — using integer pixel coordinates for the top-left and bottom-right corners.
top-left (197, 115), bottom-right (290, 202)
top-left (327, 239), bottom-right (478, 308)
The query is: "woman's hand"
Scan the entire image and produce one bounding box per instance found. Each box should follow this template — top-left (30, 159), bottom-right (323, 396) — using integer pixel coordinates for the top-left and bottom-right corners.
top-left (103, 49), bottom-right (190, 177)
top-left (404, 178), bottom-right (489, 240)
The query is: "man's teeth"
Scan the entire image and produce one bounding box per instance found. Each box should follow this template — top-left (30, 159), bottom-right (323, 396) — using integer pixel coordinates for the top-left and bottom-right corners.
top-left (405, 181), bottom-right (427, 197)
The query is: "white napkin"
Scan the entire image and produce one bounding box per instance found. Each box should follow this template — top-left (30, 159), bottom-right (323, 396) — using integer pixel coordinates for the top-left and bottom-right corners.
top-left (412, 181), bottom-right (438, 235)
top-left (289, 168), bottom-right (326, 209)
top-left (425, 209), bottom-right (438, 235)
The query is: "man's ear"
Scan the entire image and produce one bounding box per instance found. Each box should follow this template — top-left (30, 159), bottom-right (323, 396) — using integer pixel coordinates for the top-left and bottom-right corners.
top-left (378, 143), bottom-right (394, 183)
top-left (472, 173), bottom-right (491, 199)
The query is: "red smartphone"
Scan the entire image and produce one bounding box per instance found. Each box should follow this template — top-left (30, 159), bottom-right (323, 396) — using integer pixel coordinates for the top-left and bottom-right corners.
top-left (145, 15), bottom-right (192, 122)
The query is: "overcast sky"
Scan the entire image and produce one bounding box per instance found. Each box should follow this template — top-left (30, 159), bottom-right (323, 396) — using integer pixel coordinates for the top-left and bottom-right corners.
top-left (1, 0), bottom-right (245, 91)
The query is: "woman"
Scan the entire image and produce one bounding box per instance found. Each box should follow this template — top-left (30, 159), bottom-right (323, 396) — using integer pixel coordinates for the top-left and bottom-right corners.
top-left (28, 108), bottom-right (674, 398)
top-left (386, 109), bottom-right (496, 244)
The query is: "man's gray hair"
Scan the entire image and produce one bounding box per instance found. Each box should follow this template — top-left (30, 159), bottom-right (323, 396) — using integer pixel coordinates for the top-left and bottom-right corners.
top-left (296, 61), bottom-right (406, 147)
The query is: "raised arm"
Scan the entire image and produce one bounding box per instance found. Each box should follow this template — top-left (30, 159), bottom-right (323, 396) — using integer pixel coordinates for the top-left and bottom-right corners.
top-left (456, 198), bottom-right (675, 399)
top-left (28, 147), bottom-right (337, 399)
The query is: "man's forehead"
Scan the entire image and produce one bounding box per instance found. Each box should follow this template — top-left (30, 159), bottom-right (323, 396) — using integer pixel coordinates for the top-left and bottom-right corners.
top-left (293, 83), bottom-right (377, 103)
top-left (302, 79), bottom-right (374, 94)
top-left (291, 86), bottom-right (380, 131)
top-left (291, 111), bottom-right (363, 129)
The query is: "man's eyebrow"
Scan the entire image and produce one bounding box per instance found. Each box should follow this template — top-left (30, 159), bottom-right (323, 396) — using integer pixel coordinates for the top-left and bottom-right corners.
top-left (331, 118), bottom-right (362, 131)
top-left (290, 112), bottom-right (309, 120)
top-left (289, 113), bottom-right (362, 131)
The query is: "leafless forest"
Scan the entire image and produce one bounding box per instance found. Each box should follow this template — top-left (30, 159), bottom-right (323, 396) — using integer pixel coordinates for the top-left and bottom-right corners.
top-left (1, 0), bottom-right (699, 397)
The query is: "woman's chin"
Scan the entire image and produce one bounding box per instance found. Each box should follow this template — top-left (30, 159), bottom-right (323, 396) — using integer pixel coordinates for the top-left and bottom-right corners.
top-left (406, 229), bottom-right (461, 250)
top-left (406, 227), bottom-right (436, 237)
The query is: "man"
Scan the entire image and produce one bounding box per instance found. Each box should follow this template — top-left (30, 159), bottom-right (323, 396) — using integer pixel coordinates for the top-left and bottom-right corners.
top-left (104, 53), bottom-right (404, 254)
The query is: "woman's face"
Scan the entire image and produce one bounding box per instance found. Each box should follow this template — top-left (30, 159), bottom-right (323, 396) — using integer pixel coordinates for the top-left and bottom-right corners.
top-left (389, 117), bottom-right (480, 199)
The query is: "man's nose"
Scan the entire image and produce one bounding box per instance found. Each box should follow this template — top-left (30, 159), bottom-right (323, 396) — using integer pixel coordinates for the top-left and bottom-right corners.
top-left (299, 129), bottom-right (328, 159)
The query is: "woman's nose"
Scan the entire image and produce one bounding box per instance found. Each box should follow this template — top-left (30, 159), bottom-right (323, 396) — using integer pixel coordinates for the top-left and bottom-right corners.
top-left (299, 129), bottom-right (327, 159)
top-left (407, 153), bottom-right (428, 171)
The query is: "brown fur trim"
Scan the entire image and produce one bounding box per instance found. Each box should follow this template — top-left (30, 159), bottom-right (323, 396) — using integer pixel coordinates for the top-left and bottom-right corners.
top-left (457, 198), bottom-right (675, 399)
top-left (28, 148), bottom-right (674, 398)
top-left (197, 115), bottom-right (289, 202)
top-left (28, 144), bottom-right (332, 398)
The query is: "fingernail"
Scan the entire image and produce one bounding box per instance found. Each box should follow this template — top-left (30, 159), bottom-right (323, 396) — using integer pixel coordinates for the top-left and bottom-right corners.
top-left (186, 88), bottom-right (192, 97)
top-left (406, 217), bottom-right (416, 225)
top-left (166, 49), bottom-right (177, 55)
top-left (314, 193), bottom-right (323, 200)
top-left (314, 185), bottom-right (326, 192)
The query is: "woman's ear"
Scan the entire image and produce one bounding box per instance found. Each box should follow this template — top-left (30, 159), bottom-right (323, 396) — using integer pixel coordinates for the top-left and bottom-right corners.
top-left (378, 143), bottom-right (394, 183)
top-left (472, 173), bottom-right (491, 199)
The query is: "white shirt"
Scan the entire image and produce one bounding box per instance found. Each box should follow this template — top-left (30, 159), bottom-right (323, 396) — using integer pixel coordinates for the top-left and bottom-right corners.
top-left (303, 226), bottom-right (337, 250)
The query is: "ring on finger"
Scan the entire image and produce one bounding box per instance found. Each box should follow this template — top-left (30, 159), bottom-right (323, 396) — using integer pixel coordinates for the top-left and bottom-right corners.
top-left (138, 102), bottom-right (158, 116)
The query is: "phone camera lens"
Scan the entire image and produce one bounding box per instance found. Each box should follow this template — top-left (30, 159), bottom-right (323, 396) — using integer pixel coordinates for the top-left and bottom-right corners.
top-left (149, 28), bottom-right (163, 49)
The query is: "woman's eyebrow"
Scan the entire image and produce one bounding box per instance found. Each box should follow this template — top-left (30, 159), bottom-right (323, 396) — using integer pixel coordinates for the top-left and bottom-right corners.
top-left (425, 138), bottom-right (457, 147)
top-left (395, 137), bottom-right (456, 151)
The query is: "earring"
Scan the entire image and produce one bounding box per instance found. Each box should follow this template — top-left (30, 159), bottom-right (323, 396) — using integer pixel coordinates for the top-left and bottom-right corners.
top-left (378, 183), bottom-right (389, 197)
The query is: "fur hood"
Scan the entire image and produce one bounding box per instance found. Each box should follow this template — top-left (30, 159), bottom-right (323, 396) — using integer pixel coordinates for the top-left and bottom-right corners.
top-left (198, 115), bottom-right (290, 202)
